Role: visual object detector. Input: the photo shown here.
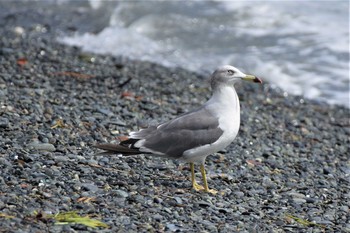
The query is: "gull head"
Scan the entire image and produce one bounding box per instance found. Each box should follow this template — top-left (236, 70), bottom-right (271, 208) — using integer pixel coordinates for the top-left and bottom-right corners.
top-left (210, 65), bottom-right (262, 89)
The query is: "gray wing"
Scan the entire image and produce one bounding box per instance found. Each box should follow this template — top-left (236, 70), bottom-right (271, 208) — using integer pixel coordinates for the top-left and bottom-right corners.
top-left (139, 107), bottom-right (223, 158)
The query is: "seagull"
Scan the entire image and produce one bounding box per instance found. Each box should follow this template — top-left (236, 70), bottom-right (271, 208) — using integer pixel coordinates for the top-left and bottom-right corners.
top-left (95, 65), bottom-right (262, 194)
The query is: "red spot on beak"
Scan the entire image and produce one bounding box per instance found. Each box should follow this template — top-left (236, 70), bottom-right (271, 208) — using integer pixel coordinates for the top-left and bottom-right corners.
top-left (254, 77), bottom-right (263, 83)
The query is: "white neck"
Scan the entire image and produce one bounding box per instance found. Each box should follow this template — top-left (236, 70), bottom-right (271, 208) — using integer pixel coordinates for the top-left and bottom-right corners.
top-left (207, 85), bottom-right (240, 111)
top-left (199, 84), bottom-right (241, 157)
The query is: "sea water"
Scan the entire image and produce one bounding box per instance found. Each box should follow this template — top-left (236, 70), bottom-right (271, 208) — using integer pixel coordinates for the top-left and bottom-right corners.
top-left (59, 1), bottom-right (350, 107)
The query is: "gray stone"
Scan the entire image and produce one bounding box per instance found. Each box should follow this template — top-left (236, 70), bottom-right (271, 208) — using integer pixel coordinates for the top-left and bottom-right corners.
top-left (81, 183), bottom-right (99, 193)
top-left (28, 141), bottom-right (56, 152)
top-left (292, 198), bottom-right (307, 204)
top-left (0, 117), bottom-right (10, 128)
top-left (115, 189), bottom-right (129, 198)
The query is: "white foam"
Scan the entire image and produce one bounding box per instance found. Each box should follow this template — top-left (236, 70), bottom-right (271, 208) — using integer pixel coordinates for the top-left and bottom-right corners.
top-left (59, 1), bottom-right (349, 107)
top-left (60, 27), bottom-right (166, 63)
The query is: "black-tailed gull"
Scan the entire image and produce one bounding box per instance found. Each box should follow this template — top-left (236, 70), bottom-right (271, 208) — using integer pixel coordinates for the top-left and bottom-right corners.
top-left (95, 65), bottom-right (262, 194)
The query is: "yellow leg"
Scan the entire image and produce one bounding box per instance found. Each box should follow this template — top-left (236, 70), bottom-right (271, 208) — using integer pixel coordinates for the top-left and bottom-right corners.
top-left (190, 163), bottom-right (205, 191)
top-left (200, 164), bottom-right (218, 195)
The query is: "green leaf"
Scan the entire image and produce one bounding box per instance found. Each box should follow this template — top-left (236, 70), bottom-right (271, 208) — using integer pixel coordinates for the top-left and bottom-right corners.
top-left (49, 211), bottom-right (109, 229)
top-left (285, 214), bottom-right (325, 228)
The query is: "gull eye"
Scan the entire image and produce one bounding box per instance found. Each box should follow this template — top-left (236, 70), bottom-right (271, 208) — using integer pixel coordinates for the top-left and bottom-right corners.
top-left (227, 70), bottom-right (235, 75)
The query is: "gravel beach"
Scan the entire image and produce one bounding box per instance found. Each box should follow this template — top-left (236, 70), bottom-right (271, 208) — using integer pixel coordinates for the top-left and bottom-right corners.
top-left (1, 2), bottom-right (349, 232)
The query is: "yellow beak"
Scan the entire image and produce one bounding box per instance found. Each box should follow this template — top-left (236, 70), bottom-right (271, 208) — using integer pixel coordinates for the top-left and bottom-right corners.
top-left (242, 74), bottom-right (262, 83)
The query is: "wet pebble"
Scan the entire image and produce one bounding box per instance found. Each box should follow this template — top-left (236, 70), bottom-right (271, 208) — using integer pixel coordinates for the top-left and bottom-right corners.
top-left (114, 189), bottom-right (129, 198)
top-left (28, 141), bottom-right (56, 152)
top-left (0, 117), bottom-right (10, 128)
top-left (0, 3), bottom-right (348, 232)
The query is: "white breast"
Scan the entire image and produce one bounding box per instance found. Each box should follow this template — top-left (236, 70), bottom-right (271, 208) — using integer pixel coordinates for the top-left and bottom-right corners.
top-left (183, 85), bottom-right (241, 163)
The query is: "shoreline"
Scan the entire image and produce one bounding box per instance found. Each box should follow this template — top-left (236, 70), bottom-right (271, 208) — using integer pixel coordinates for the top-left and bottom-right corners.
top-left (0, 2), bottom-right (349, 232)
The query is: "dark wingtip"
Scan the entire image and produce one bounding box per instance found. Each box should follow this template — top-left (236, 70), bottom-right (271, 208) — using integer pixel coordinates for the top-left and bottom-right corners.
top-left (94, 143), bottom-right (143, 155)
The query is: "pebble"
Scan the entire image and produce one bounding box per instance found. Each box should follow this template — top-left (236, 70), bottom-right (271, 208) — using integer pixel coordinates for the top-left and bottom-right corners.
top-left (196, 201), bottom-right (212, 207)
top-left (292, 198), bottom-right (307, 204)
top-left (115, 189), bottom-right (129, 198)
top-left (305, 197), bottom-right (318, 203)
top-left (27, 141), bottom-right (56, 152)
top-left (54, 155), bottom-right (69, 163)
top-left (0, 158), bottom-right (12, 166)
top-left (174, 197), bottom-right (183, 204)
top-left (233, 191), bottom-right (245, 197)
top-left (0, 2), bottom-right (348, 232)
top-left (0, 117), bottom-right (10, 128)
top-left (166, 223), bottom-right (179, 232)
top-left (108, 119), bottom-right (127, 126)
top-left (288, 191), bottom-right (306, 199)
top-left (96, 107), bottom-right (113, 116)
top-left (81, 183), bottom-right (99, 193)
top-left (152, 213), bottom-right (163, 221)
top-left (339, 205), bottom-right (349, 212)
